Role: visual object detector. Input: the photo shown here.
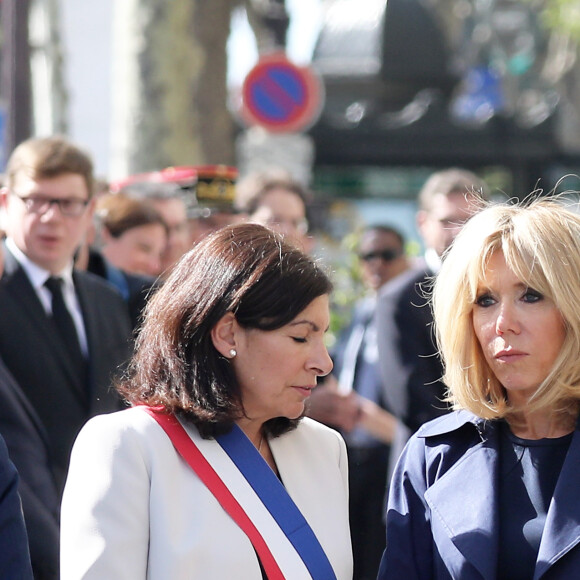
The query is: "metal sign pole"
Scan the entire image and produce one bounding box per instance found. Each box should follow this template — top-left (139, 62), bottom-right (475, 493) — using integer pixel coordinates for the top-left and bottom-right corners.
top-left (1, 0), bottom-right (32, 161)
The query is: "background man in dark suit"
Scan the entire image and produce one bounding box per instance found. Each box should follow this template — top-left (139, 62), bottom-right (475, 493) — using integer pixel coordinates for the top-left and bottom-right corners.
top-left (0, 352), bottom-right (58, 579)
top-left (375, 168), bottom-right (488, 468)
top-left (0, 136), bottom-right (132, 504)
top-left (308, 225), bottom-right (412, 580)
top-left (0, 234), bottom-right (58, 580)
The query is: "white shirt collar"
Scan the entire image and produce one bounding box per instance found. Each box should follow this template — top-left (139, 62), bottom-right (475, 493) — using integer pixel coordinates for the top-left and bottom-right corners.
top-left (424, 247), bottom-right (442, 274)
top-left (5, 237), bottom-right (75, 292)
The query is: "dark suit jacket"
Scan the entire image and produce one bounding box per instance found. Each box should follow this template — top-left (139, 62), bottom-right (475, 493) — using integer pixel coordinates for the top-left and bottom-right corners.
top-left (0, 245), bottom-right (133, 493)
top-left (0, 355), bottom-right (59, 579)
top-left (0, 432), bottom-right (33, 579)
top-left (376, 265), bottom-right (449, 434)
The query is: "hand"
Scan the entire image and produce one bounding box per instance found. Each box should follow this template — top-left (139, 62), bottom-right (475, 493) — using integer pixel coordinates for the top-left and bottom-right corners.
top-left (357, 398), bottom-right (398, 444)
top-left (305, 376), bottom-right (361, 432)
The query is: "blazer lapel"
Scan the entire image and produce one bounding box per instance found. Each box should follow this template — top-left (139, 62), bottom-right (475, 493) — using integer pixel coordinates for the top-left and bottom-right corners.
top-left (534, 428), bottom-right (580, 579)
top-left (424, 429), bottom-right (500, 579)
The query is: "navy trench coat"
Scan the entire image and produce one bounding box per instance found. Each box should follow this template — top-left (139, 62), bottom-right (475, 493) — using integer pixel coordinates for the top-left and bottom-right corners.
top-left (378, 410), bottom-right (580, 579)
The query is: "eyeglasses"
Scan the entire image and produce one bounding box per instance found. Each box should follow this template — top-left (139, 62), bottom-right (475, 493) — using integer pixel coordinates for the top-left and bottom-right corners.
top-left (10, 192), bottom-right (90, 217)
top-left (360, 248), bottom-right (402, 262)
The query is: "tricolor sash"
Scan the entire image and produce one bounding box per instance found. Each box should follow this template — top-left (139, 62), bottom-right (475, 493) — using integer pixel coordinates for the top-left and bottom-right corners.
top-left (143, 407), bottom-right (337, 580)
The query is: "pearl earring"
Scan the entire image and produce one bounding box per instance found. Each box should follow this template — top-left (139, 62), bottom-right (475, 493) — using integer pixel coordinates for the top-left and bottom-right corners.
top-left (229, 349), bottom-right (237, 358)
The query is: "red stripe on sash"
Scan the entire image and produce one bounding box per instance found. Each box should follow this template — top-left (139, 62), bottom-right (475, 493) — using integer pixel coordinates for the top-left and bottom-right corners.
top-left (143, 407), bottom-right (286, 580)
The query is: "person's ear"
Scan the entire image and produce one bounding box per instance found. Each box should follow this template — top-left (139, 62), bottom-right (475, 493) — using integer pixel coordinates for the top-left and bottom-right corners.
top-left (85, 197), bottom-right (97, 220)
top-left (0, 187), bottom-right (9, 210)
top-left (416, 209), bottom-right (427, 229)
top-left (211, 311), bottom-right (239, 359)
top-left (416, 209), bottom-right (430, 239)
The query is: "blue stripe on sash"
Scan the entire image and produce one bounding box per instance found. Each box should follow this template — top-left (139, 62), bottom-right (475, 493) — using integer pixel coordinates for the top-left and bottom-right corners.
top-left (216, 425), bottom-right (337, 580)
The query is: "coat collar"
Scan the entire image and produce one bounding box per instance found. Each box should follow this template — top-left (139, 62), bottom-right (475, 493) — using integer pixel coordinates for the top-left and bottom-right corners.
top-left (422, 411), bottom-right (500, 579)
top-left (535, 425), bottom-right (580, 579)
top-left (417, 409), bottom-right (487, 438)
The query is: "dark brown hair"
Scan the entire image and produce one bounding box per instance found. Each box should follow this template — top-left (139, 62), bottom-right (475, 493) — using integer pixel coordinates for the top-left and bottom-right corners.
top-left (5, 135), bottom-right (95, 197)
top-left (96, 194), bottom-right (169, 238)
top-left (362, 224), bottom-right (405, 249)
top-left (239, 176), bottom-right (310, 216)
top-left (118, 223), bottom-right (333, 438)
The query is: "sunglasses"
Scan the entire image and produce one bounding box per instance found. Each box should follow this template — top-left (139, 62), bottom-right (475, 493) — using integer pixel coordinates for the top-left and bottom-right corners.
top-left (360, 248), bottom-right (402, 262)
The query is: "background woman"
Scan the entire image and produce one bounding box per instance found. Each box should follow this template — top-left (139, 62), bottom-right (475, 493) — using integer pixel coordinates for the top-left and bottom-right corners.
top-left (61, 223), bottom-right (352, 579)
top-left (236, 172), bottom-right (312, 251)
top-left (80, 193), bottom-right (167, 328)
top-left (379, 197), bottom-right (580, 579)
top-left (96, 193), bottom-right (168, 278)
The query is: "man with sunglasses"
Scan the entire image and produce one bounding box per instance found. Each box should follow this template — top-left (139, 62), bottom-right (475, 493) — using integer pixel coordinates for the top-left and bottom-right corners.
top-left (308, 224), bottom-right (412, 580)
top-left (358, 226), bottom-right (409, 294)
top-left (0, 136), bottom-right (132, 578)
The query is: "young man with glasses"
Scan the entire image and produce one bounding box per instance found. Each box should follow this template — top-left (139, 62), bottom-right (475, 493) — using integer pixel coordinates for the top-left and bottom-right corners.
top-left (0, 136), bottom-right (132, 578)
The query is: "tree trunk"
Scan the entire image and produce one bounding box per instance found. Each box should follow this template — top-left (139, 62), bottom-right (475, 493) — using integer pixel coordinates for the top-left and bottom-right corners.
top-left (111, 0), bottom-right (236, 177)
top-left (1, 0), bottom-right (32, 155)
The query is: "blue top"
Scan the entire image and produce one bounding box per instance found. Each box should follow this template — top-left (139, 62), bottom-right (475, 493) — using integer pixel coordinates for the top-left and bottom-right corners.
top-left (498, 423), bottom-right (572, 579)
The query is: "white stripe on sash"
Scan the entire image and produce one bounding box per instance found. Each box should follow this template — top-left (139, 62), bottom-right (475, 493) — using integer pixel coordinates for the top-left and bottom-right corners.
top-left (179, 421), bottom-right (315, 579)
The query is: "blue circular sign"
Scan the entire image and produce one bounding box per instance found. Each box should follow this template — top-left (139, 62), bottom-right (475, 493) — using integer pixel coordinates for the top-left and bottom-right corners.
top-left (241, 53), bottom-right (323, 133)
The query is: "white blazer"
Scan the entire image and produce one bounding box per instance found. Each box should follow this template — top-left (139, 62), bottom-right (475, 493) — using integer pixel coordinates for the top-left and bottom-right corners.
top-left (60, 407), bottom-right (353, 579)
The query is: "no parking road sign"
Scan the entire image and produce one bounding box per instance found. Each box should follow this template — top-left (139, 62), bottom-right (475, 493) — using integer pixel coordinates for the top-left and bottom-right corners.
top-left (240, 53), bottom-right (324, 134)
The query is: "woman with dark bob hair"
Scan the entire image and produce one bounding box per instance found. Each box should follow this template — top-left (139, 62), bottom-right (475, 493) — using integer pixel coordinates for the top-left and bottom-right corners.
top-left (61, 223), bottom-right (352, 579)
top-left (378, 197), bottom-right (580, 579)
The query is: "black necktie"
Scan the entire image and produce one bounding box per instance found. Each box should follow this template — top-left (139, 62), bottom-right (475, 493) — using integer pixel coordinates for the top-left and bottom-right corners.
top-left (44, 276), bottom-right (86, 376)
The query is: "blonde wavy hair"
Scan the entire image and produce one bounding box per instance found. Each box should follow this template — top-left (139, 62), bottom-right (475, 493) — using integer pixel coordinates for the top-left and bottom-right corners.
top-left (433, 197), bottom-right (580, 420)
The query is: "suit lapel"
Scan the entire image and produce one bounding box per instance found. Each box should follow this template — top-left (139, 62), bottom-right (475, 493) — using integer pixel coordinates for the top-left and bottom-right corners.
top-left (424, 428), bottom-right (500, 579)
top-left (73, 274), bottom-right (94, 364)
top-left (73, 271), bottom-right (112, 409)
top-left (534, 428), bottom-right (580, 579)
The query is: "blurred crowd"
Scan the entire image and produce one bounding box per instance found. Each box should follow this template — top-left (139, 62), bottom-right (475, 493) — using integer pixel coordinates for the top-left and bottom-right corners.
top-left (0, 133), bottom-right (530, 580)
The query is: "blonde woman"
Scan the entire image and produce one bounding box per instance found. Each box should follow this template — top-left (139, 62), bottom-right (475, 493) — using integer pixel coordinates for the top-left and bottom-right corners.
top-left (379, 197), bottom-right (580, 579)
